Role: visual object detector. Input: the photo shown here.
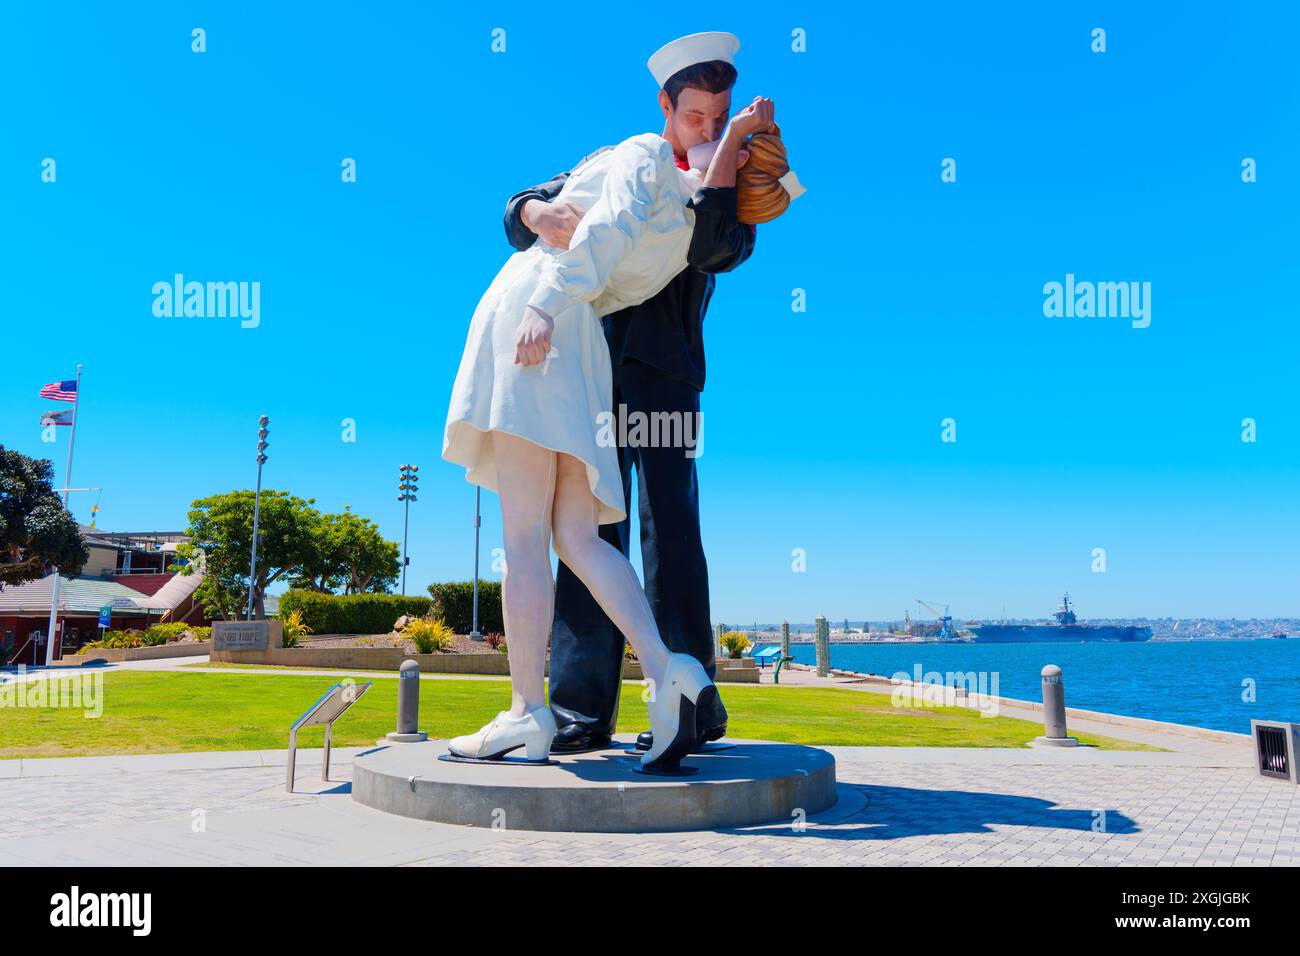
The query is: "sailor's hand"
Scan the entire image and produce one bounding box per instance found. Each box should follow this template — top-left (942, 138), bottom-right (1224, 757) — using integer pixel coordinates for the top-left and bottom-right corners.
top-left (521, 199), bottom-right (583, 250)
top-left (728, 96), bottom-right (775, 138)
top-left (515, 305), bottom-right (554, 367)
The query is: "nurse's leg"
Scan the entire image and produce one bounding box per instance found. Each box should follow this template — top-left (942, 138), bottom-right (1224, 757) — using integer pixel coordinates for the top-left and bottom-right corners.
top-left (550, 452), bottom-right (669, 687)
top-left (491, 430), bottom-right (557, 717)
top-left (549, 374), bottom-right (637, 740)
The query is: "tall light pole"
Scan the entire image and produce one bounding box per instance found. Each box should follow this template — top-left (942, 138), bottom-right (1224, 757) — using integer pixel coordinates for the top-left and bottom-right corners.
top-left (469, 487), bottom-right (483, 641)
top-left (398, 464), bottom-right (418, 595)
top-left (246, 415), bottom-right (269, 621)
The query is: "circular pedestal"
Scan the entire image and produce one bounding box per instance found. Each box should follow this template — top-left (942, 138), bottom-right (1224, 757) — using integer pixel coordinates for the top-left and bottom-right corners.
top-left (351, 734), bottom-right (836, 833)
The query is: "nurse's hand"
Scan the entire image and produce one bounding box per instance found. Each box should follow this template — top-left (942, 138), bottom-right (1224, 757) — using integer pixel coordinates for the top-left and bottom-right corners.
top-left (728, 96), bottom-right (775, 138)
top-left (521, 199), bottom-right (583, 250)
top-left (515, 305), bottom-right (554, 366)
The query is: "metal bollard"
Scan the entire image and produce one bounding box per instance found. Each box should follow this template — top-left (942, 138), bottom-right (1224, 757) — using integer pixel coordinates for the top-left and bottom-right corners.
top-left (814, 615), bottom-right (829, 678)
top-left (1034, 664), bottom-right (1078, 747)
top-left (385, 660), bottom-right (428, 743)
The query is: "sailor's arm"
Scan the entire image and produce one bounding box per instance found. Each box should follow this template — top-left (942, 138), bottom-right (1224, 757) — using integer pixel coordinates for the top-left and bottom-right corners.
top-left (687, 185), bottom-right (756, 275)
top-left (505, 145), bottom-right (616, 251)
top-left (688, 97), bottom-right (772, 274)
top-left (504, 172), bottom-right (570, 252)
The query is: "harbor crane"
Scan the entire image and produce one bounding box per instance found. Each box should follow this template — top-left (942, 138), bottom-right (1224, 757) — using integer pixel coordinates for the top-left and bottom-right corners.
top-left (916, 599), bottom-right (957, 640)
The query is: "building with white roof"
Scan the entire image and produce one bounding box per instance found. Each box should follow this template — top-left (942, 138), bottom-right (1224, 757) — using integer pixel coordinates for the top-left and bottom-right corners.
top-left (0, 527), bottom-right (206, 666)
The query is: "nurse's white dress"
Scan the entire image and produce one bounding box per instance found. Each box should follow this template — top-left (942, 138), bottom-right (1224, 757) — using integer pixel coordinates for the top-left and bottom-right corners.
top-left (443, 133), bottom-right (701, 524)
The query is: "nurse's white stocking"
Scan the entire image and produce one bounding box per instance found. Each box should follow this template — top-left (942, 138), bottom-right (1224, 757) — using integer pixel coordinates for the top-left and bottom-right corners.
top-left (550, 452), bottom-right (670, 687)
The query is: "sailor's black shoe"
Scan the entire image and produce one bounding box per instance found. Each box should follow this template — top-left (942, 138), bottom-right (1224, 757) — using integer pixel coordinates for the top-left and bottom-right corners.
top-left (635, 722), bottom-right (727, 753)
top-left (548, 724), bottom-right (613, 754)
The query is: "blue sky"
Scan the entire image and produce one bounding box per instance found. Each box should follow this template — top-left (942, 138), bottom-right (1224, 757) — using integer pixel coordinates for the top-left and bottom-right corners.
top-left (2, 1), bottom-right (1296, 621)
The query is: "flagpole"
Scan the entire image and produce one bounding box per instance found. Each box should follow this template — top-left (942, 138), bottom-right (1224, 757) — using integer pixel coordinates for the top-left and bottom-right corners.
top-left (45, 365), bottom-right (82, 667)
top-left (63, 364), bottom-right (83, 510)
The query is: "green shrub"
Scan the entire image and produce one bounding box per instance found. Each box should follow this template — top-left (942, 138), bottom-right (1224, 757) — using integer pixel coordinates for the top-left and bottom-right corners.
top-left (139, 628), bottom-right (170, 647)
top-left (276, 590), bottom-right (432, 635)
top-left (426, 581), bottom-right (502, 635)
top-left (720, 631), bottom-right (751, 660)
top-left (148, 622), bottom-right (191, 643)
top-left (78, 623), bottom-right (211, 654)
top-left (108, 629), bottom-right (143, 649)
top-left (407, 616), bottom-right (456, 654)
top-left (281, 609), bottom-right (313, 647)
top-left (81, 629), bottom-right (146, 651)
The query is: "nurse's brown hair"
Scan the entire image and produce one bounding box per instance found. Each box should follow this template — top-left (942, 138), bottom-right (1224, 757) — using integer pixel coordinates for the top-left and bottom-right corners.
top-left (737, 123), bottom-right (792, 225)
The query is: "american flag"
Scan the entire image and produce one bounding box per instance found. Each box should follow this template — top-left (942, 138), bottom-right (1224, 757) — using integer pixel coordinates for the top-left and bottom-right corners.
top-left (40, 379), bottom-right (78, 402)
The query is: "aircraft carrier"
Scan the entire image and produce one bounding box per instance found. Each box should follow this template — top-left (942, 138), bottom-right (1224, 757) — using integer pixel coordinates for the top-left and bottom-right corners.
top-left (967, 594), bottom-right (1152, 643)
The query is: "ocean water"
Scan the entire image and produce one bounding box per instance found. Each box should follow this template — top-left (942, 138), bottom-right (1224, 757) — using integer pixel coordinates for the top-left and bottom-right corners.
top-left (784, 639), bottom-right (1300, 734)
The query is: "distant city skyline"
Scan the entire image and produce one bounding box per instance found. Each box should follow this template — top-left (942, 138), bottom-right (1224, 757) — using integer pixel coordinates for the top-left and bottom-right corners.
top-left (3, 3), bottom-right (1296, 621)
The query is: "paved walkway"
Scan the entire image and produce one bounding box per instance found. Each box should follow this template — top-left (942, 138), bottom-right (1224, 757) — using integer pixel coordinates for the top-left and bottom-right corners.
top-left (0, 740), bottom-right (1292, 866)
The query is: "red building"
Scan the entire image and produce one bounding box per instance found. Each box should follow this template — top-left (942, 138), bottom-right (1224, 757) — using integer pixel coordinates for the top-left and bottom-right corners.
top-left (0, 527), bottom-right (207, 666)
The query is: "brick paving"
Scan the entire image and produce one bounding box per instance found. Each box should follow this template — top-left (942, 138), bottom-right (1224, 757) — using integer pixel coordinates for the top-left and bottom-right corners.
top-left (0, 747), bottom-right (1294, 866)
top-left (401, 758), bottom-right (1299, 867)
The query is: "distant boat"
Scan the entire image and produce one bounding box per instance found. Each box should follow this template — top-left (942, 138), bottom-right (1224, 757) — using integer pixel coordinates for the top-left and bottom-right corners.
top-left (968, 594), bottom-right (1152, 644)
top-left (1272, 632), bottom-right (1288, 640)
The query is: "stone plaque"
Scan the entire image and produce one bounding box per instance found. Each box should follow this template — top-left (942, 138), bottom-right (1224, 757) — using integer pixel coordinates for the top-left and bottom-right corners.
top-left (213, 620), bottom-right (283, 651)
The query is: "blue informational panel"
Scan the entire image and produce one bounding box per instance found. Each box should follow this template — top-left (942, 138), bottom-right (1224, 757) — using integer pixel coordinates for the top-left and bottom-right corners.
top-left (98, 606), bottom-right (111, 628)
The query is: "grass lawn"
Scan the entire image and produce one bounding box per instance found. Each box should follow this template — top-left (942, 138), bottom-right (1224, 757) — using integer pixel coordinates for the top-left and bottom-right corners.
top-left (0, 670), bottom-right (1160, 759)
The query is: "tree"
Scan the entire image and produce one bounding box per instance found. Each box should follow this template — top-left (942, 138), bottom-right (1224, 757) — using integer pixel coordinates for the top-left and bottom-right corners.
top-left (0, 445), bottom-right (87, 586)
top-left (176, 490), bottom-right (319, 620)
top-left (293, 508), bottom-right (399, 595)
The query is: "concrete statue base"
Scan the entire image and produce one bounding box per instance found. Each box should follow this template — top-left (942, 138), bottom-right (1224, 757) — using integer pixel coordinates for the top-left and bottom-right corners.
top-left (351, 734), bottom-right (837, 832)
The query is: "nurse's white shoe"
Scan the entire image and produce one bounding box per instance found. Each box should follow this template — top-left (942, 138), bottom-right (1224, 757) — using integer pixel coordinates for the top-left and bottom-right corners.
top-left (641, 653), bottom-right (717, 770)
top-left (447, 706), bottom-right (557, 762)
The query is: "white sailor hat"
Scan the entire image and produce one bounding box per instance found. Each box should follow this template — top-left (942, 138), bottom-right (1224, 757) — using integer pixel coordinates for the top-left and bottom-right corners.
top-left (647, 31), bottom-right (740, 88)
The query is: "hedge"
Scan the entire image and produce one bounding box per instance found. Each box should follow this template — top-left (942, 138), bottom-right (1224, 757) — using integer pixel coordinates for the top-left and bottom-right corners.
top-left (427, 580), bottom-right (503, 635)
top-left (276, 590), bottom-right (433, 635)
